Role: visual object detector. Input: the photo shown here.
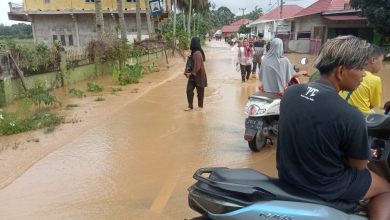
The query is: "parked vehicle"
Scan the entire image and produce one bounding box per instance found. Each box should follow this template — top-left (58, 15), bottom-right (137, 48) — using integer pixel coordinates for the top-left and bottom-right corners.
top-left (188, 113), bottom-right (390, 220)
top-left (243, 58), bottom-right (308, 152)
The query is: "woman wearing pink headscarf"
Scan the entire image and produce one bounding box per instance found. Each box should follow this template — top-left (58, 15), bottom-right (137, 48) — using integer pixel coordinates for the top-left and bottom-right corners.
top-left (236, 38), bottom-right (253, 82)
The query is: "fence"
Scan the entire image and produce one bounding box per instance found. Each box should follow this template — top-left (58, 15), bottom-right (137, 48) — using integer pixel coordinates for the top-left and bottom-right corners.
top-left (0, 53), bottom-right (11, 80)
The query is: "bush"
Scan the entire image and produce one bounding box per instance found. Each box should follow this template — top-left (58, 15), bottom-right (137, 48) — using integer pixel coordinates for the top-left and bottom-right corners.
top-left (112, 64), bottom-right (143, 85)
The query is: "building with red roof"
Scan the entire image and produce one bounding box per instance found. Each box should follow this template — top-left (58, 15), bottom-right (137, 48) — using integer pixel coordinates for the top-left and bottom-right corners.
top-left (220, 19), bottom-right (251, 40)
top-left (248, 0), bottom-right (371, 54)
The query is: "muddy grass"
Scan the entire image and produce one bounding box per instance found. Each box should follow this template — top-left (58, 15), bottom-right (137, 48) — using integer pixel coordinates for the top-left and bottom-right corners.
top-left (0, 55), bottom-right (185, 190)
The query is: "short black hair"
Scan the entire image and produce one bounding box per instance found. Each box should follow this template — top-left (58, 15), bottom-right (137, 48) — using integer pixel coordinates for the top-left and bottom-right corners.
top-left (370, 44), bottom-right (385, 58)
top-left (258, 33), bottom-right (264, 38)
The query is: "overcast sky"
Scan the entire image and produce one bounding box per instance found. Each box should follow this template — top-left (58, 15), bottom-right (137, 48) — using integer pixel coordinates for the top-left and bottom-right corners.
top-left (211, 0), bottom-right (318, 15)
top-left (1, 0), bottom-right (318, 25)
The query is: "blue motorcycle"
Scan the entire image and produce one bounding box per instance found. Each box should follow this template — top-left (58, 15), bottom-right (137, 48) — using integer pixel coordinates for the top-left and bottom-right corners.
top-left (188, 113), bottom-right (390, 220)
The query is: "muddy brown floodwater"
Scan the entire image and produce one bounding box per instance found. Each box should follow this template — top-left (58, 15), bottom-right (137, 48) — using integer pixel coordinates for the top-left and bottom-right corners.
top-left (0, 40), bottom-right (389, 220)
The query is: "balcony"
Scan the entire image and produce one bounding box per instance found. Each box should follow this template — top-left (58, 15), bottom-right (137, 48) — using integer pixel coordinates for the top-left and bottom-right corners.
top-left (8, 2), bottom-right (24, 13)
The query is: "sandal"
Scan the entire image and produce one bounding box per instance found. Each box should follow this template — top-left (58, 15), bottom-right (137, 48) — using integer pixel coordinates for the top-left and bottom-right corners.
top-left (184, 107), bottom-right (193, 111)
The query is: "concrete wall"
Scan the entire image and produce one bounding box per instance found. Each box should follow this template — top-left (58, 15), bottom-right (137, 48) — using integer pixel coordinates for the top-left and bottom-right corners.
top-left (32, 13), bottom-right (149, 46)
top-left (0, 50), bottom-right (168, 106)
top-left (24, 0), bottom-right (146, 11)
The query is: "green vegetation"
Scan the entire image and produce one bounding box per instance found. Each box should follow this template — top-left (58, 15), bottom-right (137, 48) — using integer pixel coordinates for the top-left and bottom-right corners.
top-left (87, 82), bottom-right (103, 93)
top-left (65, 104), bottom-right (79, 110)
top-left (94, 96), bottom-right (105, 102)
top-left (0, 23), bottom-right (32, 40)
top-left (68, 88), bottom-right (86, 98)
top-left (0, 111), bottom-right (63, 135)
top-left (23, 84), bottom-right (61, 108)
top-left (112, 64), bottom-right (143, 85)
top-left (351, 0), bottom-right (390, 35)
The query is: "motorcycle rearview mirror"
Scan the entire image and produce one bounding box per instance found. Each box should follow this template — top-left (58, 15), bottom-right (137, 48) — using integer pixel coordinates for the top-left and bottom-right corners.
top-left (300, 57), bottom-right (308, 65)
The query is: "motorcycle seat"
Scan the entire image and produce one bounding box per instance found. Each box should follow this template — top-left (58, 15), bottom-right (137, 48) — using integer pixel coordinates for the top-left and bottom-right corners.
top-left (249, 92), bottom-right (281, 101)
top-left (208, 167), bottom-right (358, 213)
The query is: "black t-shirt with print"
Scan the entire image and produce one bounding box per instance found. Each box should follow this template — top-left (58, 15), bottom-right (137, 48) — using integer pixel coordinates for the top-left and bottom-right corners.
top-left (276, 80), bottom-right (370, 201)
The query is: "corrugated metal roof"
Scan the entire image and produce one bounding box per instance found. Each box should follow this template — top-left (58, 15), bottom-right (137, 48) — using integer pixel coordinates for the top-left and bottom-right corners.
top-left (323, 15), bottom-right (366, 20)
top-left (260, 5), bottom-right (303, 20)
top-left (295, 0), bottom-right (350, 17)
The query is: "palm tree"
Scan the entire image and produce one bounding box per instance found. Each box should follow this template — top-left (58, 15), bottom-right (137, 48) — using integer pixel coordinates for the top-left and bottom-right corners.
top-left (136, 0), bottom-right (142, 41)
top-left (95, 0), bottom-right (104, 39)
top-left (117, 0), bottom-right (127, 40)
top-left (172, 0), bottom-right (177, 50)
top-left (176, 0), bottom-right (208, 37)
top-left (144, 0), bottom-right (154, 37)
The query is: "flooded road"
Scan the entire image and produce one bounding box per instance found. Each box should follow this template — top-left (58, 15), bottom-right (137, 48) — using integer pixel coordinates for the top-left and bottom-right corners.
top-left (0, 41), bottom-right (276, 220)
top-left (0, 40), bottom-right (388, 220)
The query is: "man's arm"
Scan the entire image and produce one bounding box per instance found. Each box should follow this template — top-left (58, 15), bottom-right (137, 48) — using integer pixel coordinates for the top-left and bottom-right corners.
top-left (345, 158), bottom-right (369, 170)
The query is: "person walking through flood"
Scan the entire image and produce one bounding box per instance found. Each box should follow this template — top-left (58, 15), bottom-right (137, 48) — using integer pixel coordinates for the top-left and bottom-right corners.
top-left (236, 38), bottom-right (253, 83)
top-left (251, 33), bottom-right (266, 79)
top-left (184, 37), bottom-right (208, 111)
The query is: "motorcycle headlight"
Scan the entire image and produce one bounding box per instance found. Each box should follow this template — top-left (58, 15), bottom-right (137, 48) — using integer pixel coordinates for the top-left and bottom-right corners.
top-left (247, 104), bottom-right (266, 116)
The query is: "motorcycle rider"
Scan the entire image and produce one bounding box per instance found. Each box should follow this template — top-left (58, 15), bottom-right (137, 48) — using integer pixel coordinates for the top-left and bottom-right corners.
top-left (277, 35), bottom-right (390, 220)
top-left (258, 38), bottom-right (307, 94)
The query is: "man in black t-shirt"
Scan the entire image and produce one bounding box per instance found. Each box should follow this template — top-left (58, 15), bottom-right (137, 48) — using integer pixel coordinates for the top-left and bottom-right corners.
top-left (277, 36), bottom-right (390, 220)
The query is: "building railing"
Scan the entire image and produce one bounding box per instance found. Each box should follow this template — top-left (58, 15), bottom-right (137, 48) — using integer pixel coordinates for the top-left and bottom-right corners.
top-left (8, 2), bottom-right (23, 13)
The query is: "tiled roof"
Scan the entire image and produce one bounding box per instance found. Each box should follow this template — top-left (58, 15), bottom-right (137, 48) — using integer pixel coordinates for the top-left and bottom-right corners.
top-left (260, 5), bottom-right (303, 20)
top-left (230, 19), bottom-right (251, 26)
top-left (295, 0), bottom-right (350, 17)
top-left (221, 25), bottom-right (240, 33)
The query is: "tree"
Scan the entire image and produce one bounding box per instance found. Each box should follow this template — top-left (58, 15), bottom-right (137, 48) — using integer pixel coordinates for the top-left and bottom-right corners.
top-left (350, 0), bottom-right (390, 34)
top-left (144, 0), bottom-right (154, 37)
top-left (117, 0), bottom-right (127, 40)
top-left (238, 25), bottom-right (251, 34)
top-left (246, 6), bottom-right (263, 21)
top-left (136, 0), bottom-right (142, 41)
top-left (95, 0), bottom-right (104, 39)
top-left (176, 0), bottom-right (208, 37)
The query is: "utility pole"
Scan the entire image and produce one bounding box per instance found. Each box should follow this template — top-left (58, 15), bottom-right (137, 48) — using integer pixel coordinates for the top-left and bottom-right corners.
top-left (239, 8), bottom-right (246, 17)
top-left (280, 0), bottom-right (283, 19)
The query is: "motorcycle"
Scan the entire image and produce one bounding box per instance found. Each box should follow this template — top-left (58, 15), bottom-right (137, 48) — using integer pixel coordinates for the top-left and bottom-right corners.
top-left (243, 58), bottom-right (308, 152)
top-left (188, 113), bottom-right (390, 220)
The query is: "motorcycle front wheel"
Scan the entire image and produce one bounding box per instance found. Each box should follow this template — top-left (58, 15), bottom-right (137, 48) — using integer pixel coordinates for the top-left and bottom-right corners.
top-left (248, 126), bottom-right (267, 152)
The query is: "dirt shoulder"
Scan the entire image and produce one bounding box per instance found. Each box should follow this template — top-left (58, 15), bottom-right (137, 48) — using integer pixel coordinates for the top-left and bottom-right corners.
top-left (0, 56), bottom-right (184, 190)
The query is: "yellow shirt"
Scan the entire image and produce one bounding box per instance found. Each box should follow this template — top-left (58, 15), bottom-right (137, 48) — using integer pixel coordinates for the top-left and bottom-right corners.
top-left (339, 71), bottom-right (382, 114)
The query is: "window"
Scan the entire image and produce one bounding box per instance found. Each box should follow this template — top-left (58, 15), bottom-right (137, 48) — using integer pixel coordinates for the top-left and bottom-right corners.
top-left (297, 32), bottom-right (311, 39)
top-left (52, 35), bottom-right (58, 43)
top-left (60, 35), bottom-right (66, 46)
top-left (85, 0), bottom-right (95, 2)
top-left (127, 0), bottom-right (136, 2)
top-left (44, 0), bottom-right (50, 3)
top-left (68, 35), bottom-right (74, 46)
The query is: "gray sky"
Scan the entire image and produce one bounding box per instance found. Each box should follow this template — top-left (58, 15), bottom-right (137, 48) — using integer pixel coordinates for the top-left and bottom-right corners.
top-left (1, 0), bottom-right (319, 25)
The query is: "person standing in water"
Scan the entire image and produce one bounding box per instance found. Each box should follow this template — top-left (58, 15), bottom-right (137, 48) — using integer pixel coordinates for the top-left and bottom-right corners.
top-left (184, 37), bottom-right (208, 111)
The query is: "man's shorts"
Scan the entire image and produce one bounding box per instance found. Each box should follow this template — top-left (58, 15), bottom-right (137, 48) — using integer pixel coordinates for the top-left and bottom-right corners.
top-left (339, 168), bottom-right (372, 202)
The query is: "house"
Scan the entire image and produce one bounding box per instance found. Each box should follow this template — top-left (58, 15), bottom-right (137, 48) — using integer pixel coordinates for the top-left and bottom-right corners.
top-left (248, 0), bottom-right (372, 53)
top-left (8, 0), bottom-right (169, 47)
top-left (291, 0), bottom-right (370, 52)
top-left (248, 5), bottom-right (303, 41)
top-left (220, 19), bottom-right (250, 41)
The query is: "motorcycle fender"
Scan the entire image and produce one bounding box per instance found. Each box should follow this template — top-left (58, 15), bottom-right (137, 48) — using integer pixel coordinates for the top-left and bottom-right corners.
top-left (244, 119), bottom-right (263, 141)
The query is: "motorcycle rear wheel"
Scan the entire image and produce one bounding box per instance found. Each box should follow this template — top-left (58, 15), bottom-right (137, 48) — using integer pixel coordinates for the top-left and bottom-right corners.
top-left (248, 128), bottom-right (267, 152)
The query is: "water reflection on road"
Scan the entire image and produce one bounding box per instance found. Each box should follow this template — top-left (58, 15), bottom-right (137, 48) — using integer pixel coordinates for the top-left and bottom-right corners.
top-left (0, 40), bottom-right (388, 220)
top-left (0, 41), bottom-right (276, 220)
